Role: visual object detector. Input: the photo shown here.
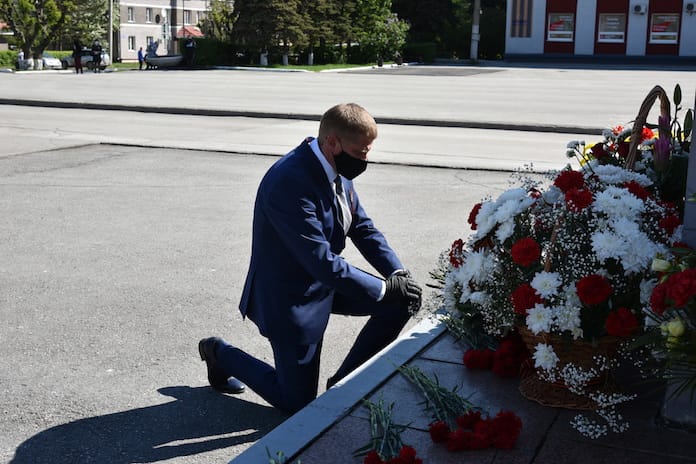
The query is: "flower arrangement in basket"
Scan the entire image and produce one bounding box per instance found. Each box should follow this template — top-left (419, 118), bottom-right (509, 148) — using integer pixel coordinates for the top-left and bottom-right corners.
top-left (641, 247), bottom-right (696, 410)
top-left (434, 86), bottom-right (689, 437)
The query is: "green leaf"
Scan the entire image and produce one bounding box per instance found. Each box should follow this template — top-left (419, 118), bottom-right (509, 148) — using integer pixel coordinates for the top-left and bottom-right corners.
top-left (685, 109), bottom-right (693, 140)
top-left (674, 84), bottom-right (682, 106)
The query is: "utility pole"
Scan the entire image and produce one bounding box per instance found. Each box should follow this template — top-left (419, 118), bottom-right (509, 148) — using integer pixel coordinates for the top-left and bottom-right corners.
top-left (108, 0), bottom-right (113, 63)
top-left (470, 0), bottom-right (481, 62)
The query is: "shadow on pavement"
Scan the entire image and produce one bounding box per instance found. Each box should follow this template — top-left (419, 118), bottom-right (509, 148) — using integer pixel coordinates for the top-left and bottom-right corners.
top-left (10, 386), bottom-right (287, 464)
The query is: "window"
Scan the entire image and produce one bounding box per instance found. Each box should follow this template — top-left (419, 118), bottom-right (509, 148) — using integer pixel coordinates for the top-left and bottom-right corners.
top-left (128, 36), bottom-right (135, 51)
top-left (649, 13), bottom-right (680, 44)
top-left (597, 13), bottom-right (626, 43)
top-left (183, 9), bottom-right (191, 25)
top-left (127, 7), bottom-right (134, 22)
top-left (196, 11), bottom-right (204, 24)
top-left (547, 13), bottom-right (574, 42)
top-left (146, 36), bottom-right (154, 47)
top-left (145, 8), bottom-right (152, 23)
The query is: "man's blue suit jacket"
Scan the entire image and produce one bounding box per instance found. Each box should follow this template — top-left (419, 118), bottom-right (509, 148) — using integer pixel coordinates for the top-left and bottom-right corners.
top-left (239, 138), bottom-right (403, 346)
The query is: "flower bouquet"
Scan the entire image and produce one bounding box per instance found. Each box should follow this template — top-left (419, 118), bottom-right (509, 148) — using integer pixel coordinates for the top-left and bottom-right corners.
top-left (437, 155), bottom-right (681, 435)
top-left (639, 247), bottom-right (696, 427)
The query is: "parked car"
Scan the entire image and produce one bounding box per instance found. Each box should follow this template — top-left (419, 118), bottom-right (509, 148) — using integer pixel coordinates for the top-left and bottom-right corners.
top-left (41, 52), bottom-right (63, 70)
top-left (61, 49), bottom-right (111, 71)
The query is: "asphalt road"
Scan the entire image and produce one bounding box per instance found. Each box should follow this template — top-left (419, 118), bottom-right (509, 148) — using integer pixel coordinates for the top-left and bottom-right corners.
top-left (1, 63), bottom-right (694, 464)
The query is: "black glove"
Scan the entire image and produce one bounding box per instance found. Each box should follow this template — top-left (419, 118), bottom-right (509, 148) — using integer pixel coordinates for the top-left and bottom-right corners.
top-left (383, 274), bottom-right (422, 311)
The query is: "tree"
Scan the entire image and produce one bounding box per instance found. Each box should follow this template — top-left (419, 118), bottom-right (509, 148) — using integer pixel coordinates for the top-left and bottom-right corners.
top-left (354, 0), bottom-right (409, 62)
top-left (0, 0), bottom-right (74, 61)
top-left (297, 0), bottom-right (336, 64)
top-left (200, 0), bottom-right (234, 41)
top-left (232, 0), bottom-right (308, 63)
top-left (58, 0), bottom-right (111, 49)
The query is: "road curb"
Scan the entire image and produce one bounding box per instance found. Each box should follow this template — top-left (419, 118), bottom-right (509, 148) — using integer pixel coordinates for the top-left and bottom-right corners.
top-left (0, 98), bottom-right (603, 135)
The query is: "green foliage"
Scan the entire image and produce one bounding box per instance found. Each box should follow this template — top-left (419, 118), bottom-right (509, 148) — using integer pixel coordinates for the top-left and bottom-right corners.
top-left (0, 0), bottom-right (73, 57)
top-left (0, 50), bottom-right (19, 68)
top-left (402, 41), bottom-right (437, 63)
top-left (193, 38), bottom-right (239, 66)
top-left (200, 0), bottom-right (235, 41)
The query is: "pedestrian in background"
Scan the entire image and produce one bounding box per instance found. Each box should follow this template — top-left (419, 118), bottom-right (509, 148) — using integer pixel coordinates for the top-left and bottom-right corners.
top-left (91, 40), bottom-right (102, 73)
top-left (137, 47), bottom-right (144, 70)
top-left (73, 39), bottom-right (83, 74)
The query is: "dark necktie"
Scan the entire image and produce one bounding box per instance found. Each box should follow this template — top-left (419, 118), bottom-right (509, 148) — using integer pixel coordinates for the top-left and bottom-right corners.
top-left (334, 176), bottom-right (351, 234)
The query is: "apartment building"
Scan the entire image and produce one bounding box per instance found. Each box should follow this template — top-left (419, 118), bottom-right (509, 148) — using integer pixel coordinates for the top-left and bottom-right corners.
top-left (118, 0), bottom-right (207, 61)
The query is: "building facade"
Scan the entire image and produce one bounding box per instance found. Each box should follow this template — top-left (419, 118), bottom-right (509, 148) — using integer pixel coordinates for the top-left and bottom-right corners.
top-left (506, 0), bottom-right (696, 59)
top-left (118, 0), bottom-right (207, 61)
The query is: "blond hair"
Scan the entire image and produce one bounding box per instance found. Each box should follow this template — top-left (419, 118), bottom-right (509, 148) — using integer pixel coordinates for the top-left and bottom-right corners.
top-left (318, 103), bottom-right (378, 144)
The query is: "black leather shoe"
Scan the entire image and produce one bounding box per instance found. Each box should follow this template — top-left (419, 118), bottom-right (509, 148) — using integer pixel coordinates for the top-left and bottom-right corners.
top-left (198, 337), bottom-right (246, 394)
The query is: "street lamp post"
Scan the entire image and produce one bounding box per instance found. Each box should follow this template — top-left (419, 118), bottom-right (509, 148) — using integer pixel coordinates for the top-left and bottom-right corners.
top-left (108, 0), bottom-right (113, 63)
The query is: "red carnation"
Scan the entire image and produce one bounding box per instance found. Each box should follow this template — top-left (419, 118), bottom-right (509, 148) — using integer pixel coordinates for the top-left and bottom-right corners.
top-left (490, 410), bottom-right (523, 449)
top-left (472, 418), bottom-right (495, 447)
top-left (463, 348), bottom-right (494, 370)
top-left (650, 282), bottom-right (669, 315)
top-left (446, 429), bottom-right (468, 451)
top-left (365, 450), bottom-right (384, 464)
top-left (492, 336), bottom-right (529, 378)
top-left (456, 410), bottom-right (482, 429)
top-left (565, 188), bottom-right (593, 212)
top-left (642, 127), bottom-right (655, 141)
top-left (392, 445), bottom-right (422, 464)
top-left (468, 203), bottom-right (482, 230)
top-left (605, 307), bottom-right (639, 337)
top-left (665, 268), bottom-right (696, 307)
top-left (511, 283), bottom-right (543, 315)
top-left (659, 214), bottom-right (681, 236)
top-left (624, 180), bottom-right (651, 200)
top-left (576, 274), bottom-right (613, 305)
top-left (429, 421), bottom-right (450, 443)
top-left (553, 170), bottom-right (585, 193)
top-left (511, 237), bottom-right (541, 267)
top-left (449, 238), bottom-right (464, 268)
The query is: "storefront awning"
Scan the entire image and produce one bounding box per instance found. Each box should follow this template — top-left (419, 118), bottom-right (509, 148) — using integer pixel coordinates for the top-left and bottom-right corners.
top-left (176, 26), bottom-right (204, 38)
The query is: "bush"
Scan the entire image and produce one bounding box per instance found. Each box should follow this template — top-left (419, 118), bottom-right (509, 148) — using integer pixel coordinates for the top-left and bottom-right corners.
top-left (191, 38), bottom-right (239, 66)
top-left (0, 50), bottom-right (18, 68)
top-left (402, 42), bottom-right (437, 63)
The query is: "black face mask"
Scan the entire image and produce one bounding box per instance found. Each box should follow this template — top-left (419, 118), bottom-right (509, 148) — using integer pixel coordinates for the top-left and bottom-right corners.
top-left (334, 151), bottom-right (367, 180)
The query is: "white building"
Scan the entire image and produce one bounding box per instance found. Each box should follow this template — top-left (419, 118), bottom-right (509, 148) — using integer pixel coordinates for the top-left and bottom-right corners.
top-left (118, 0), bottom-right (207, 61)
top-left (505, 0), bottom-right (695, 60)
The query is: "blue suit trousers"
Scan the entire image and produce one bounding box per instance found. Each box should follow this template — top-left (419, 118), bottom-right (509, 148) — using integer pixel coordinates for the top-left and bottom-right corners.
top-left (215, 294), bottom-right (411, 413)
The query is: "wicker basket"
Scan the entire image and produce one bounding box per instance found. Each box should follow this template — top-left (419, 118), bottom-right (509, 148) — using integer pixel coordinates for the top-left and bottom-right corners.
top-left (625, 85), bottom-right (671, 170)
top-left (517, 325), bottom-right (622, 410)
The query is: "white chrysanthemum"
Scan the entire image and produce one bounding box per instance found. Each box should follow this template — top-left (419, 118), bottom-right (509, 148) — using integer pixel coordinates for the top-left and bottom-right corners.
top-left (533, 343), bottom-right (560, 371)
top-left (463, 249), bottom-right (498, 285)
top-left (593, 186), bottom-right (645, 220)
top-left (526, 304), bottom-right (553, 334)
top-left (474, 201), bottom-right (498, 237)
top-left (619, 233), bottom-right (663, 274)
top-left (592, 164), bottom-right (652, 187)
top-left (531, 271), bottom-right (562, 298)
top-left (592, 230), bottom-right (629, 263)
top-left (554, 305), bottom-right (582, 338)
top-left (542, 185), bottom-right (564, 205)
top-left (562, 283), bottom-right (581, 307)
top-left (495, 219), bottom-right (515, 242)
top-left (610, 216), bottom-right (641, 236)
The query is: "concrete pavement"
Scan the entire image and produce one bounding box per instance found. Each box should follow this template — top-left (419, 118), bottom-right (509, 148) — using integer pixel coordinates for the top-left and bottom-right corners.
top-left (1, 64), bottom-right (695, 464)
